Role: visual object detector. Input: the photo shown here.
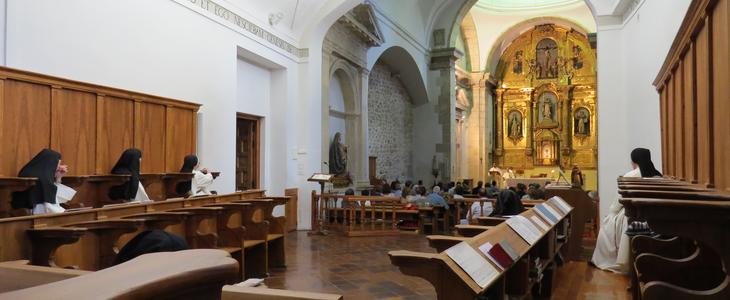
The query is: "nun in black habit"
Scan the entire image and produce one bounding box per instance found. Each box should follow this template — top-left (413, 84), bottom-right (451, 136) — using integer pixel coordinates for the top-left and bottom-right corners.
top-left (177, 154), bottom-right (215, 196)
top-left (108, 148), bottom-right (150, 202)
top-left (112, 230), bottom-right (188, 266)
top-left (175, 155), bottom-right (198, 196)
top-left (12, 149), bottom-right (68, 214)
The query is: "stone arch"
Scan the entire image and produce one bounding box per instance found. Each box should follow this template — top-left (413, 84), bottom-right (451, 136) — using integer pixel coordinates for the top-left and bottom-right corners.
top-left (370, 46), bottom-right (429, 105)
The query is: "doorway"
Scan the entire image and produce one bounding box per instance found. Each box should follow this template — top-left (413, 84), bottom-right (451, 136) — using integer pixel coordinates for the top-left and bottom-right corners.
top-left (236, 113), bottom-right (261, 191)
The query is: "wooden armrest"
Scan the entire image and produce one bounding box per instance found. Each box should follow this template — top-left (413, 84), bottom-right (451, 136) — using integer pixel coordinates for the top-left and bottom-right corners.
top-left (455, 224), bottom-right (492, 237)
top-left (0, 249), bottom-right (239, 299)
top-left (162, 173), bottom-right (195, 180)
top-left (632, 236), bottom-right (691, 259)
top-left (476, 216), bottom-right (507, 226)
top-left (168, 207), bottom-right (224, 215)
top-left (635, 249), bottom-right (725, 291)
top-left (641, 276), bottom-right (730, 300)
top-left (221, 285), bottom-right (343, 300)
top-left (64, 219), bottom-right (143, 231)
top-left (84, 174), bottom-right (131, 183)
top-left (202, 203), bottom-right (252, 209)
top-left (0, 261), bottom-right (90, 293)
top-left (121, 212), bottom-right (189, 230)
top-left (426, 235), bottom-right (468, 252)
top-left (26, 227), bottom-right (88, 267)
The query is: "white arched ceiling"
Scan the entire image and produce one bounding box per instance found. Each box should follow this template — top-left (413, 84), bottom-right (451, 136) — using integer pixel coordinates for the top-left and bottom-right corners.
top-left (372, 46), bottom-right (429, 105)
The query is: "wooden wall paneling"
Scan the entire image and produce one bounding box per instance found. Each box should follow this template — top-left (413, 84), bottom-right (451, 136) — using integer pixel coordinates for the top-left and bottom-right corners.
top-left (165, 107), bottom-right (195, 173)
top-left (659, 88), bottom-right (667, 170)
top-left (673, 63), bottom-right (684, 180)
top-left (97, 96), bottom-right (135, 174)
top-left (134, 101), bottom-right (166, 173)
top-left (695, 21), bottom-right (712, 186)
top-left (683, 44), bottom-right (697, 183)
top-left (0, 80), bottom-right (51, 177)
top-left (711, 0), bottom-right (729, 191)
top-left (666, 76), bottom-right (675, 176)
top-left (50, 88), bottom-right (97, 175)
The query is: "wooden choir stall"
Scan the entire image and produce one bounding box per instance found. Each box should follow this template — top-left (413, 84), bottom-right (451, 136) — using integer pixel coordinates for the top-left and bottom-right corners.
top-left (0, 66), bottom-right (297, 298)
top-left (0, 66), bottom-right (202, 215)
top-left (617, 0), bottom-right (730, 299)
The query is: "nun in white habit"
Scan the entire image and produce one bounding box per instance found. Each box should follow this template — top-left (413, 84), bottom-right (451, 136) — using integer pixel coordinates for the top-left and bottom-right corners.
top-left (591, 148), bottom-right (662, 273)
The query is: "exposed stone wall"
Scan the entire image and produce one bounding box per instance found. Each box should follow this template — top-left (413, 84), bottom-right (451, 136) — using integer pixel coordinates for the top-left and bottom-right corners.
top-left (368, 62), bottom-right (413, 181)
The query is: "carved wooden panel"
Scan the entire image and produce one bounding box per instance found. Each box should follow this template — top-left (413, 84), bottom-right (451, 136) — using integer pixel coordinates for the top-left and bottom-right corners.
top-left (135, 102), bottom-right (166, 173)
top-left (654, 0), bottom-right (729, 191)
top-left (711, 0), bottom-right (729, 191)
top-left (165, 107), bottom-right (195, 173)
top-left (51, 88), bottom-right (97, 175)
top-left (695, 23), bottom-right (711, 186)
top-left (0, 80), bottom-right (51, 176)
top-left (682, 46), bottom-right (696, 183)
top-left (97, 96), bottom-right (134, 174)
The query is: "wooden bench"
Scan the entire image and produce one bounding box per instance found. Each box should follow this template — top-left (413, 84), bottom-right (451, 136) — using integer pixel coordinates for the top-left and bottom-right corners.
top-left (221, 285), bottom-right (343, 300)
top-left (0, 260), bottom-right (89, 293)
top-left (0, 249), bottom-right (239, 299)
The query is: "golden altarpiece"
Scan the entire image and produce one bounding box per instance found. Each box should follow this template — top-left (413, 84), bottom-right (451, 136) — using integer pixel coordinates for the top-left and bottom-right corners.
top-left (493, 24), bottom-right (597, 183)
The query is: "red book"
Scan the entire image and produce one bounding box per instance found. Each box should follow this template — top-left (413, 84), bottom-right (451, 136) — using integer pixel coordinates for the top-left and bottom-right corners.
top-left (487, 243), bottom-right (514, 269)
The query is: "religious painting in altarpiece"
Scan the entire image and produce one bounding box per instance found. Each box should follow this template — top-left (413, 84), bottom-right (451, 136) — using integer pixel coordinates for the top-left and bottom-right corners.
top-left (493, 23), bottom-right (597, 173)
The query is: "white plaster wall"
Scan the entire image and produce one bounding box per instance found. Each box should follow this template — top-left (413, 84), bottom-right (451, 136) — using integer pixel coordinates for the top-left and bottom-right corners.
top-left (596, 0), bottom-right (692, 218)
top-left (0, 0), bottom-right (5, 65)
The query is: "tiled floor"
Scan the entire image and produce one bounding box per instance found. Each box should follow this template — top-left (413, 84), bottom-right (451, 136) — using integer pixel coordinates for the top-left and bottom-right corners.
top-left (264, 231), bottom-right (630, 300)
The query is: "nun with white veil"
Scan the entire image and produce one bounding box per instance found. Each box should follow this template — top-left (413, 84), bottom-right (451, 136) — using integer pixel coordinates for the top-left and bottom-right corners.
top-left (592, 148), bottom-right (662, 273)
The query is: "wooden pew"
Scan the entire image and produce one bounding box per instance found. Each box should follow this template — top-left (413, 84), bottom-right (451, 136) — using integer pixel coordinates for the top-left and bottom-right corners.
top-left (163, 173), bottom-right (196, 198)
top-left (0, 177), bottom-right (37, 217)
top-left (221, 285), bottom-right (343, 300)
top-left (426, 235), bottom-right (469, 252)
top-left (454, 224), bottom-right (493, 237)
top-left (621, 198), bottom-right (730, 299)
top-left (544, 187), bottom-right (596, 261)
top-left (62, 219), bottom-right (144, 269)
top-left (254, 196), bottom-right (289, 268)
top-left (61, 175), bottom-right (131, 208)
top-left (0, 260), bottom-right (89, 293)
top-left (0, 249), bottom-right (239, 299)
top-left (389, 202), bottom-right (572, 300)
top-left (201, 202), bottom-right (267, 279)
top-left (0, 190), bottom-right (266, 271)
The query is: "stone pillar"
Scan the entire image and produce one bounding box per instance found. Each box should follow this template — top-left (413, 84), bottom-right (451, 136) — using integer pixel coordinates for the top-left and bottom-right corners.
top-left (526, 90), bottom-right (534, 157)
top-left (495, 88), bottom-right (504, 165)
top-left (430, 48), bottom-right (462, 183)
top-left (356, 68), bottom-right (370, 188)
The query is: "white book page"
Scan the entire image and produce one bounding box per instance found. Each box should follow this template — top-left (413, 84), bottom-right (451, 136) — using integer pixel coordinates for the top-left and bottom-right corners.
top-left (55, 183), bottom-right (76, 204)
top-left (445, 242), bottom-right (499, 288)
top-left (530, 215), bottom-right (550, 231)
top-left (515, 215), bottom-right (543, 236)
top-left (534, 204), bottom-right (558, 225)
top-left (542, 203), bottom-right (563, 218)
top-left (506, 217), bottom-right (539, 245)
top-left (548, 196), bottom-right (572, 214)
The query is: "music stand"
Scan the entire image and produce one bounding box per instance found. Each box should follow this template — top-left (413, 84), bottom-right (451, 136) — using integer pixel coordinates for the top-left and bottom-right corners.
top-left (308, 173), bottom-right (334, 236)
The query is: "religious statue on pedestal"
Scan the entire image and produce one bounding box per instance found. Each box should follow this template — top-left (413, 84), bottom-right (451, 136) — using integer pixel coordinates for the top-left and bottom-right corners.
top-left (328, 132), bottom-right (348, 176)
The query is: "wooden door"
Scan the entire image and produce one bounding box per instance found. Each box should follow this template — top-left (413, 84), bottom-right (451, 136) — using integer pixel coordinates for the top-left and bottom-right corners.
top-left (236, 114), bottom-right (260, 191)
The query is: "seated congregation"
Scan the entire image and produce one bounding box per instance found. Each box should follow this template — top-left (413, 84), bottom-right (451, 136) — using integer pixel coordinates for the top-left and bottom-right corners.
top-left (1, 0), bottom-right (728, 299)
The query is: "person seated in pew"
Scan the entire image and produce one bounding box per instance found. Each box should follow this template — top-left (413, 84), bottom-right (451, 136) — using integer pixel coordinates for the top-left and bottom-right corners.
top-left (108, 148), bottom-right (151, 203)
top-left (471, 181), bottom-right (483, 195)
top-left (113, 230), bottom-right (188, 265)
top-left (487, 181), bottom-right (500, 197)
top-left (467, 189), bottom-right (494, 220)
top-left (391, 180), bottom-right (402, 197)
top-left (515, 183), bottom-right (527, 199)
top-left (11, 149), bottom-right (76, 215)
top-left (592, 147), bottom-right (662, 273)
top-left (490, 189), bottom-right (524, 216)
top-left (524, 186), bottom-right (546, 200)
top-left (414, 186), bottom-right (449, 210)
top-left (178, 154), bottom-right (215, 197)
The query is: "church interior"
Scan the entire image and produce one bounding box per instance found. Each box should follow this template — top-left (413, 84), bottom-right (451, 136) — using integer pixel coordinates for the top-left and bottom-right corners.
top-left (0, 0), bottom-right (728, 299)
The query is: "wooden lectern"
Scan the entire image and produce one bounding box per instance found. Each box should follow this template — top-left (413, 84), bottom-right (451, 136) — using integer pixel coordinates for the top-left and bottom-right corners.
top-left (307, 174), bottom-right (334, 236)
